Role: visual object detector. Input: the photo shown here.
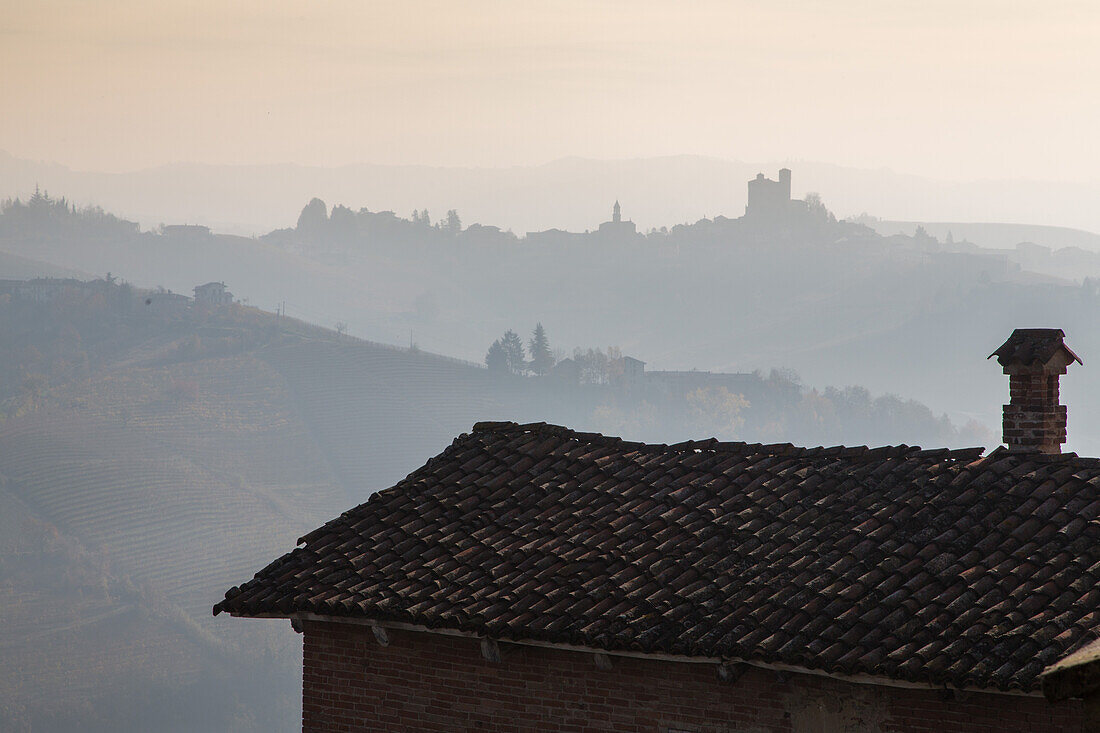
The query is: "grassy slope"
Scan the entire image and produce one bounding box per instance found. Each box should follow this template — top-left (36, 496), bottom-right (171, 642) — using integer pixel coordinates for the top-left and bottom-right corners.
top-left (0, 298), bottom-right (596, 730)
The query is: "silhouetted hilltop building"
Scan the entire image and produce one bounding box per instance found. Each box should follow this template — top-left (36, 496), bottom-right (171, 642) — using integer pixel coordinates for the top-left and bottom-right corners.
top-left (193, 281), bottom-right (233, 305)
top-left (606, 355), bottom-right (784, 407)
top-left (459, 223), bottom-right (517, 245)
top-left (747, 168), bottom-right (790, 216)
top-left (524, 228), bottom-right (587, 245)
top-left (546, 357), bottom-right (580, 383)
top-left (596, 200), bottom-right (639, 241)
top-left (526, 201), bottom-right (640, 244)
top-left (140, 290), bottom-right (191, 316)
top-left (162, 224), bottom-right (212, 240)
top-left (618, 355), bottom-right (645, 387)
top-left (745, 168), bottom-right (807, 221)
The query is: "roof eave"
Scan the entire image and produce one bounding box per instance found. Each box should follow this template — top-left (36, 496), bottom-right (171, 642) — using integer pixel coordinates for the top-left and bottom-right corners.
top-left (257, 610), bottom-right (1043, 699)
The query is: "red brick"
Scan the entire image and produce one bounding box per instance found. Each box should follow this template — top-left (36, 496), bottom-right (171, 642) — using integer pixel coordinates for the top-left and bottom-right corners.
top-left (300, 621), bottom-right (1083, 733)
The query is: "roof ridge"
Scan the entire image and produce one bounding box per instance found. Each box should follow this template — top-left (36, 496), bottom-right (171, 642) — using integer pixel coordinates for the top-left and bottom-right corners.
top-left (468, 421), bottom-right (984, 462)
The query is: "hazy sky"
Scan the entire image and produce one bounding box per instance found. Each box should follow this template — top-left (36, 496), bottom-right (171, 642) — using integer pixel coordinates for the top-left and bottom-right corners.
top-left (4, 1), bottom-right (1100, 181)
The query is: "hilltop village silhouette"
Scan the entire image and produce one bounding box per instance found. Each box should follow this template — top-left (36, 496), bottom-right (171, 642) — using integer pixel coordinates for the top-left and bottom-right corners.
top-left (526, 168), bottom-right (805, 244)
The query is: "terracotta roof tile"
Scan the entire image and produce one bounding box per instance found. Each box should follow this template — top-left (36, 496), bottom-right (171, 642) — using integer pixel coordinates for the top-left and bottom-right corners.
top-left (216, 421), bottom-right (1100, 692)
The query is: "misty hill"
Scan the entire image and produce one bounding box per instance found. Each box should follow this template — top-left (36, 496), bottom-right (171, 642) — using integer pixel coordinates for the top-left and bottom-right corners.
top-left (0, 249), bottom-right (86, 280)
top-left (0, 299), bottom-right (348, 730)
top-left (250, 193), bottom-right (1100, 452)
top-left (0, 277), bottom-right (996, 730)
top-left (862, 218), bottom-right (1100, 284)
top-left (869, 219), bottom-right (1100, 252)
top-left (0, 191), bottom-right (383, 332)
top-left (8, 149), bottom-right (1100, 237)
top-left (6, 184), bottom-right (1100, 454)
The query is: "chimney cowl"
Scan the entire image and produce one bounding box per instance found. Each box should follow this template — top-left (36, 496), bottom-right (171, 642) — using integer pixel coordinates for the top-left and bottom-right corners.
top-left (990, 329), bottom-right (1082, 454)
top-left (989, 328), bottom-right (1082, 373)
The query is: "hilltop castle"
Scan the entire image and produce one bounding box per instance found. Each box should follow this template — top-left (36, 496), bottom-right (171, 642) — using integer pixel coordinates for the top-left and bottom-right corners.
top-left (525, 169), bottom-right (814, 244)
top-left (744, 168), bottom-right (806, 221)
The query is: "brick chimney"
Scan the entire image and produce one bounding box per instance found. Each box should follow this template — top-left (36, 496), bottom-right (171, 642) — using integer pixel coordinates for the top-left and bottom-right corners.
top-left (989, 329), bottom-right (1082, 453)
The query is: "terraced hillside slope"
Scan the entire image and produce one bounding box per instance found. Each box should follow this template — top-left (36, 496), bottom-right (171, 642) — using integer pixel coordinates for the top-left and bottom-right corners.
top-left (0, 338), bottom-right (349, 729)
top-left (0, 283), bottom-right (596, 731)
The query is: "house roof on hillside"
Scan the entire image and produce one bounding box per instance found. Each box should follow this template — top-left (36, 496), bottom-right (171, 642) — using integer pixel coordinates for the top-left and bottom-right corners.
top-left (215, 421), bottom-right (1100, 693)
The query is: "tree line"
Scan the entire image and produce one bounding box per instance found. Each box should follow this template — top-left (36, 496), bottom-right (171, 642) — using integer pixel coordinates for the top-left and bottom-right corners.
top-left (485, 325), bottom-right (630, 385)
top-left (0, 187), bottom-right (141, 239)
top-left (485, 323), bottom-right (554, 376)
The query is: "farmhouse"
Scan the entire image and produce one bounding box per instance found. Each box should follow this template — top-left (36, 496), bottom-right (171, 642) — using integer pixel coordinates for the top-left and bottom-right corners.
top-left (216, 329), bottom-right (1100, 732)
top-left (193, 281), bottom-right (233, 305)
top-left (138, 289), bottom-right (190, 316)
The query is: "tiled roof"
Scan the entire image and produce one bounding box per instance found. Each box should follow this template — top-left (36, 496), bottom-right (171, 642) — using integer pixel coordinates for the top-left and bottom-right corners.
top-left (215, 421), bottom-right (1100, 692)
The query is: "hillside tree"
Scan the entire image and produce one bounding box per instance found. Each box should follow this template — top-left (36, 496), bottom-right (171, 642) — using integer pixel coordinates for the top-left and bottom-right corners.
top-left (329, 205), bottom-right (357, 241)
top-left (500, 330), bottom-right (526, 375)
top-left (445, 209), bottom-right (462, 234)
top-left (686, 386), bottom-right (749, 439)
top-left (528, 323), bottom-right (554, 376)
top-left (485, 340), bottom-right (508, 373)
top-left (574, 347), bottom-right (609, 384)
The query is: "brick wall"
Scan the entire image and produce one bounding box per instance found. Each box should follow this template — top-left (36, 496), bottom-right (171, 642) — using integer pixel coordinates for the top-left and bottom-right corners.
top-left (301, 620), bottom-right (1083, 732)
top-left (1003, 372), bottom-right (1067, 453)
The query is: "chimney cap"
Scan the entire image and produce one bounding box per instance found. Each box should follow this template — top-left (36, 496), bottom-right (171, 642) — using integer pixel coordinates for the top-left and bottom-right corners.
top-left (988, 328), bottom-right (1082, 370)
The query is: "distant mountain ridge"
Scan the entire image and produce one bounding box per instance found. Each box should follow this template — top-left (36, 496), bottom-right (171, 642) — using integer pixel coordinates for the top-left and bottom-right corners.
top-left (5, 150), bottom-right (1100, 242)
top-left (4, 190), bottom-right (1100, 453)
